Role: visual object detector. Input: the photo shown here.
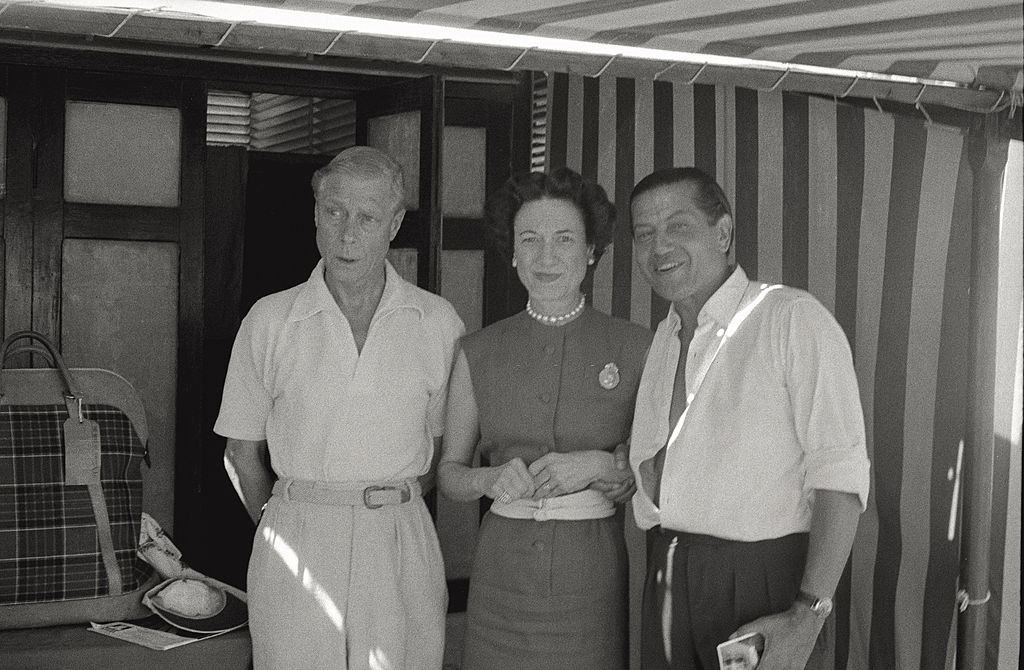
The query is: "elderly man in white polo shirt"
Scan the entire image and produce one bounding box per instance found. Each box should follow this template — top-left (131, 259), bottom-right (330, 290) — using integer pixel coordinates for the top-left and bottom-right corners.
top-left (628, 167), bottom-right (870, 670)
top-left (215, 146), bottom-right (464, 670)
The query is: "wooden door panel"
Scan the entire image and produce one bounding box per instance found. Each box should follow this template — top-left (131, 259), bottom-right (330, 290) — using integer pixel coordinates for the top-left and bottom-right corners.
top-left (357, 75), bottom-right (443, 291)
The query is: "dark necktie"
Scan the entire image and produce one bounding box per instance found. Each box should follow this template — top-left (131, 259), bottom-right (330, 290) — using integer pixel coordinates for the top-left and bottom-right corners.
top-left (640, 327), bottom-right (693, 507)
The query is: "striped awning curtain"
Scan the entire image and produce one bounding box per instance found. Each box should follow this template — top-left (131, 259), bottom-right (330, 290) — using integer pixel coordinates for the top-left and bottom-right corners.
top-left (3, 1), bottom-right (1019, 112)
top-left (541, 72), bottom-right (1014, 669)
top-left (205, 0), bottom-right (1021, 93)
top-left (252, 0), bottom-right (1019, 94)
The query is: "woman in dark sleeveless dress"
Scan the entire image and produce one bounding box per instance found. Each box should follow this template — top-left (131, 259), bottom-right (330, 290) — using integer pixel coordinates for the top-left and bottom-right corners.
top-left (438, 168), bottom-right (652, 670)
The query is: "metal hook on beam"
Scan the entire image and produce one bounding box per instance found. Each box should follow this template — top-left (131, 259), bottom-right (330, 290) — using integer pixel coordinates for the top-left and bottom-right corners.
top-left (913, 83), bottom-right (928, 106)
top-left (653, 61), bottom-right (678, 80)
top-left (839, 76), bottom-right (860, 99)
top-left (412, 40), bottom-right (442, 64)
top-left (504, 47), bottom-right (534, 71)
top-left (594, 54), bottom-right (618, 78)
top-left (913, 84), bottom-right (932, 125)
top-left (315, 31), bottom-right (349, 57)
top-left (212, 22), bottom-right (240, 48)
top-left (762, 68), bottom-right (790, 93)
top-left (686, 63), bottom-right (709, 85)
top-left (94, 9), bottom-right (139, 39)
top-left (916, 100), bottom-right (933, 125)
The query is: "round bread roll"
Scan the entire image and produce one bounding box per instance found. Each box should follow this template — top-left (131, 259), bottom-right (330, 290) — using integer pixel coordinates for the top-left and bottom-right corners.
top-left (154, 578), bottom-right (224, 617)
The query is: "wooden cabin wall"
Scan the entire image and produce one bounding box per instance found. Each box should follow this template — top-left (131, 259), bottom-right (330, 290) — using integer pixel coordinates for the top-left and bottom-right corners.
top-left (0, 65), bottom-right (206, 540)
top-left (542, 72), bottom-right (1022, 670)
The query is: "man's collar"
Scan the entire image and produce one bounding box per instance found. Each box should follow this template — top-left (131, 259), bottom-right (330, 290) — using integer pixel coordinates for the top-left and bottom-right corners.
top-left (287, 259), bottom-right (423, 323)
top-left (666, 265), bottom-right (749, 330)
top-left (377, 259), bottom-right (425, 319)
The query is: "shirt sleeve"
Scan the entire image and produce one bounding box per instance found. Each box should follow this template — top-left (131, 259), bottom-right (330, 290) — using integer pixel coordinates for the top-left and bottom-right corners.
top-left (213, 309), bottom-right (273, 441)
top-left (425, 305), bottom-right (466, 438)
top-left (782, 297), bottom-right (871, 511)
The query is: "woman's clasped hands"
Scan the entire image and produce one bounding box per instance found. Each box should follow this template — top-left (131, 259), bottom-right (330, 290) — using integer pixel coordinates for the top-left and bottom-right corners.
top-left (486, 445), bottom-right (635, 503)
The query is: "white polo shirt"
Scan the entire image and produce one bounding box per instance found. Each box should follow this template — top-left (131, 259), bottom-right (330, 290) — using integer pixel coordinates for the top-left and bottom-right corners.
top-left (214, 260), bottom-right (464, 483)
top-left (629, 265), bottom-right (870, 540)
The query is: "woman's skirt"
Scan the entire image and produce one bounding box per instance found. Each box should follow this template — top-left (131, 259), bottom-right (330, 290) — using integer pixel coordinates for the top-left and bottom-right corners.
top-left (462, 511), bottom-right (629, 670)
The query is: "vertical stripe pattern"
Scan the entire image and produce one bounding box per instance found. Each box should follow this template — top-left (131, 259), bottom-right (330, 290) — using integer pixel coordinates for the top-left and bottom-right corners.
top-left (757, 91), bottom-right (784, 284)
top-left (921, 134), bottom-right (973, 670)
top-left (543, 74), bottom-right (978, 670)
top-left (895, 126), bottom-right (961, 670)
top-left (870, 115), bottom-right (927, 669)
top-left (847, 107), bottom-right (894, 670)
top-left (832, 101), bottom-right (865, 670)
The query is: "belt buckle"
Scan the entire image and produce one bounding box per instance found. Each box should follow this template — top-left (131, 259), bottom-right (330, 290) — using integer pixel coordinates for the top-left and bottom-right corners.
top-left (362, 484), bottom-right (410, 509)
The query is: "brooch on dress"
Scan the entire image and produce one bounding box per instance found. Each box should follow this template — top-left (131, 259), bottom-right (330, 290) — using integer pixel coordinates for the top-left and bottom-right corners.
top-left (598, 362), bottom-right (620, 390)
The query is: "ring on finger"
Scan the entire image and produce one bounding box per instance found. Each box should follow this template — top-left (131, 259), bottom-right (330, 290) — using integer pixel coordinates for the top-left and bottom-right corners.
top-left (496, 490), bottom-right (513, 505)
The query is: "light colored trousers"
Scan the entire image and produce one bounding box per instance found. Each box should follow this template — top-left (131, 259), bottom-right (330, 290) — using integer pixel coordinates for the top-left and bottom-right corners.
top-left (247, 488), bottom-right (446, 670)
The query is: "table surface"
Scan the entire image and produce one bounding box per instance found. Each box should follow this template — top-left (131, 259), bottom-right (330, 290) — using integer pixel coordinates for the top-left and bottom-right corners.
top-left (0, 619), bottom-right (252, 670)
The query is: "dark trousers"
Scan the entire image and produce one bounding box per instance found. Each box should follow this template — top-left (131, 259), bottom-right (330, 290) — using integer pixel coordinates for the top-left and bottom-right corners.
top-left (641, 528), bottom-right (833, 669)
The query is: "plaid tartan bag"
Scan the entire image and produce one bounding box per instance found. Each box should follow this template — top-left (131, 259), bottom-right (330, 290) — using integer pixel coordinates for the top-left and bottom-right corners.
top-left (0, 331), bottom-right (157, 629)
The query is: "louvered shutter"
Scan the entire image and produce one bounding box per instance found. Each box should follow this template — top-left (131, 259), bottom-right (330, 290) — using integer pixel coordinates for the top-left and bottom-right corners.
top-left (206, 90), bottom-right (251, 147)
top-left (531, 72), bottom-right (547, 173)
top-left (206, 92), bottom-right (355, 154)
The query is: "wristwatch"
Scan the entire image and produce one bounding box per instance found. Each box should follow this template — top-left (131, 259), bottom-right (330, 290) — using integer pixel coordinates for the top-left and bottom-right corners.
top-left (796, 590), bottom-right (833, 618)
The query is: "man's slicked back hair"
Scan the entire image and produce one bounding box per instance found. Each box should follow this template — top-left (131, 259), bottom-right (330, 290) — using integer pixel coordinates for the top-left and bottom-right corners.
top-left (629, 167), bottom-right (732, 227)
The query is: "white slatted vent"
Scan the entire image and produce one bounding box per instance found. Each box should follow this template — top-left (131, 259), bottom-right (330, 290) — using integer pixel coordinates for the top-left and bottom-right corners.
top-left (206, 91), bottom-right (356, 154)
top-left (207, 90), bottom-right (251, 148)
top-left (531, 72), bottom-right (547, 173)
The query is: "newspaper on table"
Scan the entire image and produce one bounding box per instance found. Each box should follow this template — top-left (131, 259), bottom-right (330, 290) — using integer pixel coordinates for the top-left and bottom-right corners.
top-left (87, 514), bottom-right (248, 651)
top-left (89, 617), bottom-right (240, 651)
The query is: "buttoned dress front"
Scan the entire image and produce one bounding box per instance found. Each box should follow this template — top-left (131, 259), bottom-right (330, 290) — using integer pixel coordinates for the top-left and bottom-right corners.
top-left (460, 308), bottom-right (652, 670)
top-left (215, 260), bottom-right (464, 670)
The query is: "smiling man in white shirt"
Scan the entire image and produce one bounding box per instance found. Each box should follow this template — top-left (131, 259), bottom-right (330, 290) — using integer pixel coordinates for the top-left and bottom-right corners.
top-left (628, 167), bottom-right (870, 670)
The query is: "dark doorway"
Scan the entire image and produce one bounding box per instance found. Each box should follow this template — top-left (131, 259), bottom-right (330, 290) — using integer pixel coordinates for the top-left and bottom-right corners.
top-left (194, 77), bottom-right (531, 593)
top-left (241, 153), bottom-right (330, 314)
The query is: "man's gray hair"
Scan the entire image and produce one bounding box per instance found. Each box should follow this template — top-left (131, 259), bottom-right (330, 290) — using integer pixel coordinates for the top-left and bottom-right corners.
top-left (311, 145), bottom-right (406, 211)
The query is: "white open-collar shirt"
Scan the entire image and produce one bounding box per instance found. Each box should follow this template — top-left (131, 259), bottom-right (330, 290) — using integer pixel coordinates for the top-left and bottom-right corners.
top-left (215, 260), bottom-right (464, 483)
top-left (629, 265), bottom-right (870, 540)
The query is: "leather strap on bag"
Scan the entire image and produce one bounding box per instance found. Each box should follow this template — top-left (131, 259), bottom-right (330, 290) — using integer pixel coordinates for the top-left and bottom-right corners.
top-left (0, 331), bottom-right (123, 595)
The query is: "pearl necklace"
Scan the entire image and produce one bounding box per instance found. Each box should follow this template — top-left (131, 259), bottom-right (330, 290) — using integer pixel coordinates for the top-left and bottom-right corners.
top-left (526, 294), bottom-right (586, 325)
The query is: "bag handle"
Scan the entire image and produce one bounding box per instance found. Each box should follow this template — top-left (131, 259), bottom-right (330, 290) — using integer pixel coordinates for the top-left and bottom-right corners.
top-left (0, 331), bottom-right (85, 407)
top-left (3, 344), bottom-right (56, 365)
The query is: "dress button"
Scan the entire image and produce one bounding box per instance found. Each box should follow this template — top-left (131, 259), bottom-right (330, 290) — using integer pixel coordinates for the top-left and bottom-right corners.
top-left (544, 344), bottom-right (555, 355)
top-left (540, 393), bottom-right (551, 403)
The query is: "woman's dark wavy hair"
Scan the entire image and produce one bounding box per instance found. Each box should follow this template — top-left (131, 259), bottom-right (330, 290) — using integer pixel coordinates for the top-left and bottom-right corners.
top-left (483, 167), bottom-right (616, 262)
